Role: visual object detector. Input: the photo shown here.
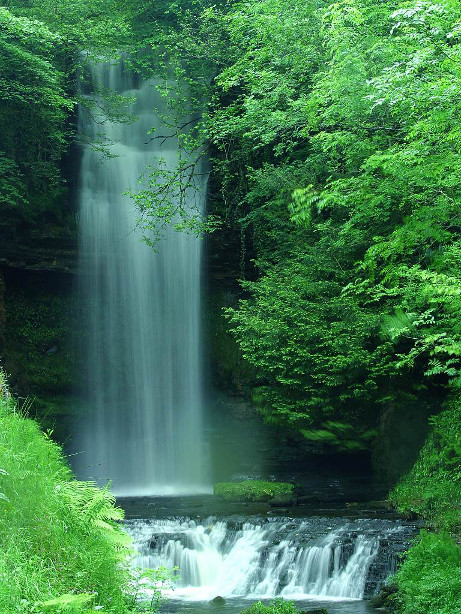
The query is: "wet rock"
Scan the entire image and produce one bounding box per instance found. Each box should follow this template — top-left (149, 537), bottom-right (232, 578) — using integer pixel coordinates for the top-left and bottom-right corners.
top-left (268, 492), bottom-right (297, 507)
top-left (367, 500), bottom-right (393, 510)
top-left (210, 596), bottom-right (226, 605)
top-left (369, 584), bottom-right (398, 609)
top-left (364, 526), bottom-right (412, 597)
top-left (148, 533), bottom-right (194, 550)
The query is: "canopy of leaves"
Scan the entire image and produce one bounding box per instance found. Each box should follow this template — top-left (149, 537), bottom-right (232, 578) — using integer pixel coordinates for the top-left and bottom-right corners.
top-left (179, 0), bottom-right (461, 448)
top-left (0, 7), bottom-right (73, 215)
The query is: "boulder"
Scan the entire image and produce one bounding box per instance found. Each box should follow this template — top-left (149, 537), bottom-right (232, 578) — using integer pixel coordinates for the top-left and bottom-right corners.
top-left (370, 584), bottom-right (398, 609)
top-left (210, 596), bottom-right (226, 605)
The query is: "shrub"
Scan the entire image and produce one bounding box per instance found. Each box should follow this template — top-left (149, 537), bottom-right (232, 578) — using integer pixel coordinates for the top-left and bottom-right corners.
top-left (394, 531), bottom-right (461, 614)
top-left (390, 400), bottom-right (461, 532)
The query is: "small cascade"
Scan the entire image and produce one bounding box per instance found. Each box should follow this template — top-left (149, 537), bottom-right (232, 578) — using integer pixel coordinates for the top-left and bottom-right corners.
top-left (127, 516), bottom-right (414, 601)
top-left (74, 59), bottom-right (210, 496)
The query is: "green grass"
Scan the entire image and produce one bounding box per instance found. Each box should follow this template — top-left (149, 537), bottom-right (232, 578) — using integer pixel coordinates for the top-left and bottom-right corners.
top-left (214, 480), bottom-right (295, 502)
top-left (0, 372), bottom-right (138, 613)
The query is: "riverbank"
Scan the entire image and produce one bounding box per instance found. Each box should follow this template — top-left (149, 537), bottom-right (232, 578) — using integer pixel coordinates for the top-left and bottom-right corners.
top-left (0, 372), bottom-right (136, 613)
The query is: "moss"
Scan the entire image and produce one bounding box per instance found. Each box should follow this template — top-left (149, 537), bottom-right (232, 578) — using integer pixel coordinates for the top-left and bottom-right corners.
top-left (369, 584), bottom-right (398, 609)
top-left (214, 480), bottom-right (295, 503)
top-left (2, 272), bottom-right (78, 429)
top-left (240, 599), bottom-right (302, 614)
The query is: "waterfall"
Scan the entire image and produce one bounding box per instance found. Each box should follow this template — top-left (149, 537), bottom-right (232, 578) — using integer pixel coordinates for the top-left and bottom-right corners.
top-left (127, 516), bottom-right (413, 601)
top-left (74, 59), bottom-right (210, 496)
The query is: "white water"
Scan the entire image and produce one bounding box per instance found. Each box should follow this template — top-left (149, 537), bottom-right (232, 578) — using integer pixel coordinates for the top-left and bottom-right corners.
top-left (74, 59), bottom-right (210, 496)
top-left (127, 517), bottom-right (405, 601)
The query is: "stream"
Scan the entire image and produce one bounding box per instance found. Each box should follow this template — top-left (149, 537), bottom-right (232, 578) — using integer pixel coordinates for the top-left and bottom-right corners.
top-left (120, 496), bottom-right (418, 614)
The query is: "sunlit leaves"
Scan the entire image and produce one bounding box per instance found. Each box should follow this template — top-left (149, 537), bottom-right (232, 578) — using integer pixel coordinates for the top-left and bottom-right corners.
top-left (205, 0), bottom-right (461, 447)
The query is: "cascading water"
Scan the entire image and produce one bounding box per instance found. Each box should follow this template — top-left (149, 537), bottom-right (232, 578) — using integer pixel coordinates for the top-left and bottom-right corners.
top-left (127, 516), bottom-right (415, 602)
top-left (74, 59), bottom-right (210, 496)
top-left (69, 58), bottom-right (417, 614)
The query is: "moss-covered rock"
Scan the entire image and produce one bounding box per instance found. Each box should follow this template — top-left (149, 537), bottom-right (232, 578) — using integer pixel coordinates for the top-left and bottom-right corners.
top-left (210, 596), bottom-right (226, 605)
top-left (214, 480), bottom-right (296, 503)
top-left (1, 268), bottom-right (79, 436)
top-left (369, 583), bottom-right (398, 609)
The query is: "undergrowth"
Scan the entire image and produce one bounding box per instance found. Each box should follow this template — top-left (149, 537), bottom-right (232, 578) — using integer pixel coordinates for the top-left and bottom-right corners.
top-left (393, 532), bottom-right (461, 614)
top-left (390, 396), bottom-right (461, 614)
top-left (0, 370), bottom-right (158, 613)
top-left (390, 399), bottom-right (461, 532)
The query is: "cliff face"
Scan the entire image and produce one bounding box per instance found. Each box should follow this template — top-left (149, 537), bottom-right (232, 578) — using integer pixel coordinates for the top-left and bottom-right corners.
top-left (0, 179), bottom-right (78, 435)
top-left (0, 223), bottom-right (77, 273)
top-left (0, 266), bottom-right (77, 438)
top-left (0, 194), bottom-right (78, 274)
top-left (204, 218), bottom-right (259, 393)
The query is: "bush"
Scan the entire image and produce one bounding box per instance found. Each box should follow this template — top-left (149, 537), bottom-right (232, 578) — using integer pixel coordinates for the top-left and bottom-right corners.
top-left (394, 531), bottom-right (461, 614)
top-left (214, 480), bottom-right (295, 502)
top-left (0, 372), bottom-right (136, 613)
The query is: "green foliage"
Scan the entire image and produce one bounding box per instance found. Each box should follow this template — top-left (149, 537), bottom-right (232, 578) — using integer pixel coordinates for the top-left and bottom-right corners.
top-left (393, 531), bottom-right (461, 614)
top-left (0, 384), bottom-right (133, 612)
top-left (185, 0), bottom-right (461, 449)
top-left (226, 252), bottom-right (380, 426)
top-left (5, 0), bottom-right (133, 53)
top-left (124, 0), bottom-right (228, 241)
top-left (390, 398), bottom-right (461, 532)
top-left (390, 395), bottom-right (461, 613)
top-left (240, 599), bottom-right (302, 614)
top-left (39, 593), bottom-right (96, 613)
top-left (0, 0), bottom-right (142, 232)
top-left (0, 374), bottom-right (170, 612)
top-left (0, 7), bottom-right (73, 216)
top-left (135, 0), bottom-right (461, 449)
top-left (0, 152), bottom-right (27, 207)
top-left (214, 480), bottom-right (294, 502)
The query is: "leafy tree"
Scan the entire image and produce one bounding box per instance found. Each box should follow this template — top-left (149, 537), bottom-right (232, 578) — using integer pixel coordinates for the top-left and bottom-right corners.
top-left (198, 0), bottom-right (461, 449)
top-left (0, 7), bottom-right (73, 214)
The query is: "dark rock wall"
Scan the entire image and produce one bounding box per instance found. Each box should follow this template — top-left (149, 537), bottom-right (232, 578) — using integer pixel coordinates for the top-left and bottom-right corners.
top-left (0, 214), bottom-right (77, 273)
top-left (204, 223), bottom-right (257, 394)
top-left (0, 266), bottom-right (77, 438)
top-left (373, 399), bottom-right (434, 487)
